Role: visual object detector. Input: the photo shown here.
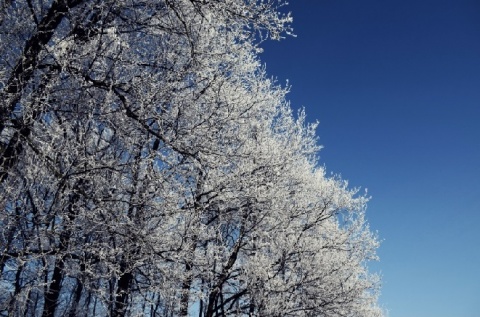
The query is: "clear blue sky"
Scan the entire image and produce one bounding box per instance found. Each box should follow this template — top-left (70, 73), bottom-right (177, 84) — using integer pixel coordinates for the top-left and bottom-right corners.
top-left (260, 1), bottom-right (480, 316)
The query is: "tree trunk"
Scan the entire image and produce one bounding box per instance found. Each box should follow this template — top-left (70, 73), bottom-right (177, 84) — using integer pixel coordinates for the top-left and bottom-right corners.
top-left (68, 263), bottom-right (85, 317)
top-left (112, 260), bottom-right (133, 317)
top-left (41, 258), bottom-right (65, 317)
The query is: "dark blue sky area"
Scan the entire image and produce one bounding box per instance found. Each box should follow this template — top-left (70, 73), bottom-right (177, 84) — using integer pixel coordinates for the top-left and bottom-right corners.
top-left (261, 1), bottom-right (480, 316)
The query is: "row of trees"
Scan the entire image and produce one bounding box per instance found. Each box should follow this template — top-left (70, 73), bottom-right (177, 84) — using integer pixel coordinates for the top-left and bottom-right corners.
top-left (0, 0), bottom-right (383, 316)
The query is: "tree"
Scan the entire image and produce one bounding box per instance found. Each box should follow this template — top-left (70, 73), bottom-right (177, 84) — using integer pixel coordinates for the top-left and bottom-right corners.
top-left (0, 0), bottom-right (383, 316)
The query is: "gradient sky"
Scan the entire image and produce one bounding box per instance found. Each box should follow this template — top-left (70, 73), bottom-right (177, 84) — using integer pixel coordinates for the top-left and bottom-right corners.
top-left (260, 1), bottom-right (480, 316)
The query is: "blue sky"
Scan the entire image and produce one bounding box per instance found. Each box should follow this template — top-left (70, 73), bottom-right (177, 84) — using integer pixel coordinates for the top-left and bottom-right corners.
top-left (260, 1), bottom-right (480, 316)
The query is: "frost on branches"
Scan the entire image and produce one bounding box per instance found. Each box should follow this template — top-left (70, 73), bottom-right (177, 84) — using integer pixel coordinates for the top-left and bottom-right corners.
top-left (0, 1), bottom-right (383, 316)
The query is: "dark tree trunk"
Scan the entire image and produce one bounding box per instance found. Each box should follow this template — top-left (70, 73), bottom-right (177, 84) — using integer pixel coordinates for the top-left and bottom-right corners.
top-left (68, 263), bottom-right (85, 317)
top-left (41, 259), bottom-right (65, 317)
top-left (112, 261), bottom-right (133, 317)
top-left (179, 261), bottom-right (193, 317)
top-left (41, 181), bottom-right (83, 317)
top-left (7, 262), bottom-right (25, 316)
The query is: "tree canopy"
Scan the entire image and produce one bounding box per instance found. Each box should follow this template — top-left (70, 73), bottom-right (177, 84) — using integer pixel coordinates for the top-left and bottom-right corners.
top-left (0, 0), bottom-right (383, 316)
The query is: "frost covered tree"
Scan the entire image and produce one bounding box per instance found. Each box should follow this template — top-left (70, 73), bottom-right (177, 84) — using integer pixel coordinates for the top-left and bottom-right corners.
top-left (0, 0), bottom-right (383, 316)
